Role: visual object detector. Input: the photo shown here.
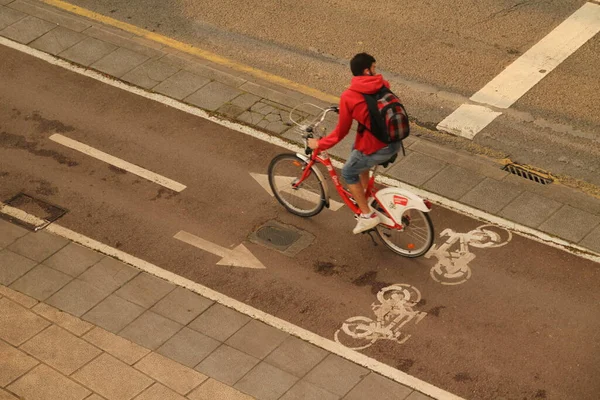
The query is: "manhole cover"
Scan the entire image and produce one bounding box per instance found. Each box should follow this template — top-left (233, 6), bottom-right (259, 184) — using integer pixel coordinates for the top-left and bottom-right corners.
top-left (502, 163), bottom-right (553, 185)
top-left (1, 193), bottom-right (67, 231)
top-left (248, 220), bottom-right (314, 256)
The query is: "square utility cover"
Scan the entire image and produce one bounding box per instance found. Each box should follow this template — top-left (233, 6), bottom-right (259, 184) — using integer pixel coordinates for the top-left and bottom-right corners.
top-left (248, 220), bottom-right (314, 257)
top-left (1, 193), bottom-right (67, 231)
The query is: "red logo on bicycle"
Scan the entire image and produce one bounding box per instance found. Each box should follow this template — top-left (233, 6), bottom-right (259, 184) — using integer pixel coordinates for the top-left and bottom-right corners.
top-left (393, 195), bottom-right (408, 206)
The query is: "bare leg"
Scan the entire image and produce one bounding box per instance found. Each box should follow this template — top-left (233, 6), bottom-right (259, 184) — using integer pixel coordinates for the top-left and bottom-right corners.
top-left (348, 183), bottom-right (371, 214)
top-left (359, 171), bottom-right (370, 193)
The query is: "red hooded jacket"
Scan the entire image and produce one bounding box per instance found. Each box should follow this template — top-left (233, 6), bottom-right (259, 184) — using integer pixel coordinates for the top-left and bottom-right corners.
top-left (317, 74), bottom-right (390, 155)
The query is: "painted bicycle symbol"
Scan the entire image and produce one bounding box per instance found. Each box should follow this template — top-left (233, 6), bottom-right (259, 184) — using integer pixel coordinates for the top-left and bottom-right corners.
top-left (334, 284), bottom-right (426, 350)
top-left (425, 224), bottom-right (512, 285)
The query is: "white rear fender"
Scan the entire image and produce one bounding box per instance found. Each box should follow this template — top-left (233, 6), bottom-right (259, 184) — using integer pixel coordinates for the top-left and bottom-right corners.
top-left (374, 188), bottom-right (431, 224)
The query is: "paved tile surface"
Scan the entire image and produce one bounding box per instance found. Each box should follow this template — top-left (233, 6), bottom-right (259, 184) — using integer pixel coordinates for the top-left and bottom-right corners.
top-left (134, 352), bottom-right (207, 395)
top-left (7, 364), bottom-right (90, 400)
top-left (460, 178), bottom-right (523, 214)
top-left (83, 326), bottom-right (150, 365)
top-left (115, 272), bottom-right (175, 308)
top-left (151, 286), bottom-right (213, 325)
top-left (422, 164), bottom-right (485, 199)
top-left (83, 294), bottom-right (145, 333)
top-left (119, 310), bottom-right (182, 350)
top-left (499, 191), bottom-right (563, 228)
top-left (0, 339), bottom-right (38, 387)
top-left (157, 327), bottom-right (220, 368)
top-left (72, 353), bottom-right (153, 400)
top-left (195, 344), bottom-right (260, 386)
top-left (46, 278), bottom-right (108, 316)
top-left (0, 6), bottom-right (26, 31)
top-left (264, 336), bottom-right (328, 377)
top-left (121, 59), bottom-right (180, 89)
top-left (59, 36), bottom-right (117, 66)
top-left (235, 361), bottom-right (298, 400)
top-left (135, 383), bottom-right (186, 400)
top-left (189, 303), bottom-right (250, 341)
top-left (0, 298), bottom-right (49, 346)
top-left (344, 372), bottom-right (413, 399)
top-left (280, 380), bottom-right (339, 400)
top-left (91, 46), bottom-right (149, 77)
top-left (8, 231), bottom-right (68, 262)
top-left (188, 378), bottom-right (254, 400)
top-left (0, 249), bottom-right (37, 286)
top-left (303, 354), bottom-right (368, 397)
top-left (20, 325), bottom-right (101, 375)
top-left (0, 220), bottom-right (27, 248)
top-left (10, 264), bottom-right (71, 301)
top-left (78, 256), bottom-right (139, 293)
top-left (0, 15), bottom-right (55, 44)
top-left (153, 70), bottom-right (210, 100)
top-left (29, 25), bottom-right (85, 55)
top-left (226, 319), bottom-right (289, 359)
top-left (388, 152), bottom-right (447, 186)
top-left (185, 81), bottom-right (243, 111)
top-left (538, 205), bottom-right (600, 243)
top-left (32, 302), bottom-right (93, 336)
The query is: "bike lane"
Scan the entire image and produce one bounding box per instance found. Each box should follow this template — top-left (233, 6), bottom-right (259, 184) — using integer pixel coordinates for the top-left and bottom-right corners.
top-left (1, 45), bottom-right (600, 400)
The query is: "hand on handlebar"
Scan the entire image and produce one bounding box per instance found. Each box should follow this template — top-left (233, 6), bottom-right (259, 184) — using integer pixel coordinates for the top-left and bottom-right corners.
top-left (307, 138), bottom-right (319, 150)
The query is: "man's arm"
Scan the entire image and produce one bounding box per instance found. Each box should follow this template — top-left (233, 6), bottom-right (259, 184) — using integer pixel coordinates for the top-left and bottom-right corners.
top-left (308, 96), bottom-right (353, 150)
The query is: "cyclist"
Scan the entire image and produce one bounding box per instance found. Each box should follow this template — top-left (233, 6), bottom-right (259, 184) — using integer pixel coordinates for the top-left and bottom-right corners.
top-left (308, 53), bottom-right (402, 234)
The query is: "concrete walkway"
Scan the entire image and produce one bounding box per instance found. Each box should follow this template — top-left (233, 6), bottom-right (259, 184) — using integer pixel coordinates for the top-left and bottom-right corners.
top-left (0, 0), bottom-right (599, 257)
top-left (0, 219), bottom-right (437, 400)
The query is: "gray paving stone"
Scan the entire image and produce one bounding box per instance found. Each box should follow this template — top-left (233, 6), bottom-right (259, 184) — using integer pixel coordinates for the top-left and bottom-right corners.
top-left (8, 0), bottom-right (90, 31)
top-left (0, 0), bottom-right (14, 6)
top-left (230, 93), bottom-right (261, 110)
top-left (78, 256), bottom-right (139, 293)
top-left (157, 327), bottom-right (220, 368)
top-left (0, 5), bottom-right (25, 30)
top-left (460, 178), bottom-right (523, 214)
top-left (498, 191), bottom-right (563, 228)
top-left (580, 225), bottom-right (600, 253)
top-left (195, 344), bottom-right (259, 386)
top-left (20, 325), bottom-right (101, 375)
top-left (83, 25), bottom-right (162, 58)
top-left (29, 25), bottom-right (85, 55)
top-left (8, 364), bottom-right (91, 400)
top-left (0, 285), bottom-right (37, 309)
top-left (303, 354), bottom-right (368, 397)
top-left (258, 120), bottom-right (289, 134)
top-left (151, 286), bottom-right (213, 325)
top-left (32, 303), bottom-right (92, 336)
top-left (387, 152), bottom-right (447, 186)
top-left (0, 15), bottom-right (54, 43)
top-left (0, 249), bottom-right (37, 286)
top-left (187, 378), bottom-right (254, 400)
top-left (59, 36), bottom-right (118, 66)
top-left (8, 230), bottom-right (68, 262)
top-left (250, 101), bottom-right (276, 115)
top-left (217, 103), bottom-right (246, 118)
top-left (185, 81), bottom-right (243, 111)
top-left (189, 303), bottom-right (250, 341)
top-left (43, 242), bottom-right (104, 277)
top-left (239, 82), bottom-right (300, 110)
top-left (0, 298), bottom-right (50, 346)
top-left (0, 339), bottom-right (38, 387)
top-left (422, 164), bottom-right (485, 199)
top-left (91, 47), bottom-right (149, 77)
top-left (343, 372), bottom-right (412, 400)
top-left (235, 362), bottom-right (297, 400)
top-left (121, 59), bottom-right (180, 89)
top-left (83, 294), bottom-right (145, 333)
top-left (10, 265), bottom-right (71, 301)
top-left (538, 205), bottom-right (600, 243)
top-left (0, 219), bottom-right (28, 248)
top-left (72, 353), bottom-right (152, 400)
top-left (134, 352), bottom-right (207, 395)
top-left (119, 310), bottom-right (182, 350)
top-left (83, 327), bottom-right (150, 365)
top-left (46, 279), bottom-right (109, 316)
top-left (153, 70), bottom-right (210, 100)
top-left (115, 272), bottom-right (175, 308)
top-left (238, 110), bottom-right (265, 125)
top-left (225, 319), bottom-right (288, 359)
top-left (265, 336), bottom-right (328, 378)
top-left (280, 381), bottom-right (339, 400)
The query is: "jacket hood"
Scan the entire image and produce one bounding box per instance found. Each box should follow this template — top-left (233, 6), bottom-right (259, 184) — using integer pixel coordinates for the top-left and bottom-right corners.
top-left (349, 74), bottom-right (386, 94)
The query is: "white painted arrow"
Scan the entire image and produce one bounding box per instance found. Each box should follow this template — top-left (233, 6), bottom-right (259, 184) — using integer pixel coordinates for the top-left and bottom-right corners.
top-left (174, 231), bottom-right (265, 269)
top-left (250, 172), bottom-right (344, 211)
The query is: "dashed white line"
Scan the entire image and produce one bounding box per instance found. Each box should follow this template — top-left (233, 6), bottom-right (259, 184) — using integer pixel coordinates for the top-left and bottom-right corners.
top-left (49, 133), bottom-right (186, 192)
top-left (438, 2), bottom-right (600, 139)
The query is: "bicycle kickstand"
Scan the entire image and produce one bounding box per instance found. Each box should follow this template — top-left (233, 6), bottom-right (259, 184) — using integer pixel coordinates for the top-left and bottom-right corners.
top-left (362, 230), bottom-right (378, 247)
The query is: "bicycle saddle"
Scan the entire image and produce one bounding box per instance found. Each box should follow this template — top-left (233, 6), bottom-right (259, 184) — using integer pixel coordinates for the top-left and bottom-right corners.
top-left (378, 153), bottom-right (398, 168)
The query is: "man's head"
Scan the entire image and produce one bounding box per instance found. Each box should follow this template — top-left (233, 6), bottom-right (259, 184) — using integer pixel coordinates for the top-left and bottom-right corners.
top-left (350, 53), bottom-right (377, 76)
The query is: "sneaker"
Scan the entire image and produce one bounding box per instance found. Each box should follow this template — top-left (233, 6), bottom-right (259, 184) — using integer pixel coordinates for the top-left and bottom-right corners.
top-left (353, 213), bottom-right (380, 234)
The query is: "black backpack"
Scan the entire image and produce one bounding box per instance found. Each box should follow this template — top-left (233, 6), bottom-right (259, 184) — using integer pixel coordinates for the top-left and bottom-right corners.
top-left (360, 86), bottom-right (410, 154)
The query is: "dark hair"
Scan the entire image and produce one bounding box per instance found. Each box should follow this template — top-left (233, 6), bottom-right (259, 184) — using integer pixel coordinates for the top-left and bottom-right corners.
top-left (350, 53), bottom-right (376, 76)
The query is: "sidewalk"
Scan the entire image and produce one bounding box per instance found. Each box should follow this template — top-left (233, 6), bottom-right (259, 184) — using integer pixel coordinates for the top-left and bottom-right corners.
top-left (0, 219), bottom-right (436, 400)
top-left (1, 0), bottom-right (600, 256)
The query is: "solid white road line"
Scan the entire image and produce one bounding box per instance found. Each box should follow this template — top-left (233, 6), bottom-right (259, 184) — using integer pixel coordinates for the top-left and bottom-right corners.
top-left (438, 2), bottom-right (600, 139)
top-left (49, 134), bottom-right (186, 192)
top-left (0, 202), bottom-right (464, 400)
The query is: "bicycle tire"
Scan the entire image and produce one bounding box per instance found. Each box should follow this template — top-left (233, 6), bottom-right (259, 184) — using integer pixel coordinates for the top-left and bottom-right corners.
top-left (376, 210), bottom-right (434, 258)
top-left (268, 153), bottom-right (326, 217)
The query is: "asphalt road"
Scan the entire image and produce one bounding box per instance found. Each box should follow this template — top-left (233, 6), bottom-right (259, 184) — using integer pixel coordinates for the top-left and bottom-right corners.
top-left (2, 45), bottom-right (600, 400)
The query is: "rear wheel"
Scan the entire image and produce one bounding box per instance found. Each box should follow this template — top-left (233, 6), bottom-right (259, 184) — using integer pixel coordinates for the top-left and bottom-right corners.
top-left (376, 209), bottom-right (434, 257)
top-left (268, 153), bottom-right (326, 217)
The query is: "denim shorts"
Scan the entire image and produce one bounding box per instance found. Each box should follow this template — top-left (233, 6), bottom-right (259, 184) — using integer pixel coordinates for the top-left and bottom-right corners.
top-left (341, 142), bottom-right (401, 184)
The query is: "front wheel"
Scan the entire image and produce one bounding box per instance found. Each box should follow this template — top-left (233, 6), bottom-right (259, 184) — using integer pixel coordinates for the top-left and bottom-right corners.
top-left (268, 153), bottom-right (326, 217)
top-left (376, 209), bottom-right (434, 257)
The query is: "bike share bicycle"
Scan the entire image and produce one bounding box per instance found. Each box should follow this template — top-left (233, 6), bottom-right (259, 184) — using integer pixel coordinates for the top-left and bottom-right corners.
top-left (267, 104), bottom-right (435, 257)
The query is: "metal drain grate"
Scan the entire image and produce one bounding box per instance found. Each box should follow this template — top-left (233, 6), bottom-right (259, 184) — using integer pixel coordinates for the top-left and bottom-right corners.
top-left (502, 163), bottom-right (553, 185)
top-left (256, 225), bottom-right (301, 248)
top-left (1, 193), bottom-right (67, 231)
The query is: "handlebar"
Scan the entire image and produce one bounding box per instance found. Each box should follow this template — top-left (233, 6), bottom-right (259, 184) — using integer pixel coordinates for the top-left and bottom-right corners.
top-left (289, 104), bottom-right (339, 155)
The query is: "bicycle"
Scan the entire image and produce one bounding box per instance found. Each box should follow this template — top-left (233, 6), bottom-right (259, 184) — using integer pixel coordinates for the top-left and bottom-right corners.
top-left (267, 103), bottom-right (434, 257)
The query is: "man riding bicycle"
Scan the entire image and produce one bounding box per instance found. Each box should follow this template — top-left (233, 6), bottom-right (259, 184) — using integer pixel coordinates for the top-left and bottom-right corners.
top-left (308, 53), bottom-right (402, 234)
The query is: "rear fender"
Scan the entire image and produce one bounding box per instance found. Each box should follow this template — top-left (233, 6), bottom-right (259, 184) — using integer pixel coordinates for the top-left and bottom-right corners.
top-left (373, 188), bottom-right (430, 225)
top-left (296, 153), bottom-right (330, 208)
